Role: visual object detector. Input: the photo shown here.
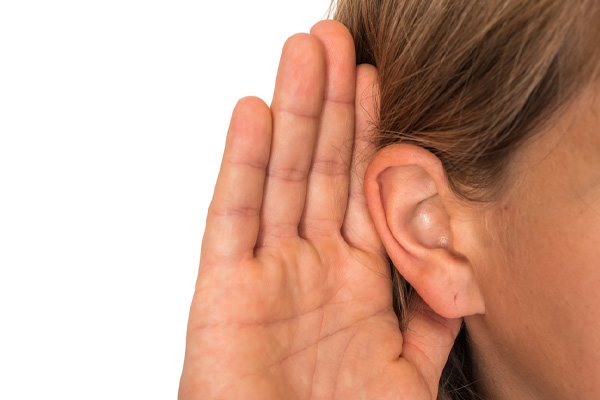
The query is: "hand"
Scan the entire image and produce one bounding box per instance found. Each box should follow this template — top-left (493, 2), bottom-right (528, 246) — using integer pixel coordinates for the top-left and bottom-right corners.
top-left (179, 20), bottom-right (461, 400)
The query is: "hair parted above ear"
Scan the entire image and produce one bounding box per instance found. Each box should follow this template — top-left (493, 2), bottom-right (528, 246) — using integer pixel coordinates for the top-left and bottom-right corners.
top-left (364, 143), bottom-right (485, 319)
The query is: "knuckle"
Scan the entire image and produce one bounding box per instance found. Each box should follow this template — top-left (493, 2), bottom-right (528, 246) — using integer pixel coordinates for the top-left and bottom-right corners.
top-left (273, 107), bottom-right (320, 123)
top-left (208, 204), bottom-right (260, 219)
top-left (310, 158), bottom-right (348, 177)
top-left (225, 157), bottom-right (268, 172)
top-left (266, 166), bottom-right (307, 183)
top-left (259, 223), bottom-right (298, 241)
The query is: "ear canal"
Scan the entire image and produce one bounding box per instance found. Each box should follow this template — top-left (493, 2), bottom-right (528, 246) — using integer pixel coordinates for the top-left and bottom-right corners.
top-left (407, 194), bottom-right (453, 250)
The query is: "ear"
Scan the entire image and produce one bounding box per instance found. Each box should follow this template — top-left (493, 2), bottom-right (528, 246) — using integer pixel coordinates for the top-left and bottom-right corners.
top-left (364, 144), bottom-right (485, 318)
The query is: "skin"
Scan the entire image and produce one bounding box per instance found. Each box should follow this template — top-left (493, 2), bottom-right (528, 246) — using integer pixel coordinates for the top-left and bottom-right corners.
top-left (462, 81), bottom-right (600, 399)
top-left (179, 21), bottom-right (458, 400)
top-left (180, 18), bottom-right (600, 400)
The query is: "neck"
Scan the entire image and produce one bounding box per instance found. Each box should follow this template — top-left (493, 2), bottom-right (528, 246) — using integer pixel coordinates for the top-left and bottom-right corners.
top-left (464, 316), bottom-right (548, 400)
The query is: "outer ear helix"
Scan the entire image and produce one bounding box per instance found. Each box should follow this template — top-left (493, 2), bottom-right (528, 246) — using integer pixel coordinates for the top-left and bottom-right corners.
top-left (364, 143), bottom-right (486, 318)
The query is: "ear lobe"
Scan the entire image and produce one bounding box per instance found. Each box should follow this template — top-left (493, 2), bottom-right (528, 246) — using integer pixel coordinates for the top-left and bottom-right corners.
top-left (365, 144), bottom-right (485, 318)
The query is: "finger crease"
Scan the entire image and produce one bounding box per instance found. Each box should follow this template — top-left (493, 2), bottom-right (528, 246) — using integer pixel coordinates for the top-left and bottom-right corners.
top-left (310, 159), bottom-right (348, 177)
top-left (273, 107), bottom-right (321, 122)
top-left (225, 158), bottom-right (268, 172)
top-left (209, 205), bottom-right (260, 219)
top-left (266, 167), bottom-right (307, 183)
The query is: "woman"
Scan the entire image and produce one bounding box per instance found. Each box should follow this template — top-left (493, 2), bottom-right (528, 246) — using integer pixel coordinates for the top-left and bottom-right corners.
top-left (179, 0), bottom-right (600, 398)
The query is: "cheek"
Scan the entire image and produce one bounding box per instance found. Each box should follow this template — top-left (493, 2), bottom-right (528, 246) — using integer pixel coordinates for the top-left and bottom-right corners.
top-left (474, 193), bottom-right (600, 396)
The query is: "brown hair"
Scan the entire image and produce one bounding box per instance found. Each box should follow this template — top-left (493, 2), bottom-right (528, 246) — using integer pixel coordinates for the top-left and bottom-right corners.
top-left (330, 0), bottom-right (600, 398)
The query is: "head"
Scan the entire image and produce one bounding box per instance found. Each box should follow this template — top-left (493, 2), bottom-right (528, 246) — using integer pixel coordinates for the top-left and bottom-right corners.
top-left (332, 0), bottom-right (600, 399)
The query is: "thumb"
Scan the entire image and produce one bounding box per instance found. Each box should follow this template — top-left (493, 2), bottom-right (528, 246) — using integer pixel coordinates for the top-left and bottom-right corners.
top-left (401, 294), bottom-right (463, 398)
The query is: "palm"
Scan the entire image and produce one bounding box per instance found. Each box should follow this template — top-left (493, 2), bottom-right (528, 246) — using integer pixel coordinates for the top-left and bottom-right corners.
top-left (195, 237), bottom-right (398, 399)
top-left (180, 21), bottom-right (460, 400)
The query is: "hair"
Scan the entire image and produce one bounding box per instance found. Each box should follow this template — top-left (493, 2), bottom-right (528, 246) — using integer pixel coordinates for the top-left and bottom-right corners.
top-left (330, 0), bottom-right (600, 399)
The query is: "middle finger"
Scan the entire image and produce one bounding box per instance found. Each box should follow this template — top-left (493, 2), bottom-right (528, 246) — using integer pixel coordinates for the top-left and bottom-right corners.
top-left (258, 33), bottom-right (326, 244)
top-left (300, 20), bottom-right (357, 238)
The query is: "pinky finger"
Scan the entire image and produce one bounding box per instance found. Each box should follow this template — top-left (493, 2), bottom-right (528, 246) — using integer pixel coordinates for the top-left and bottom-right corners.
top-left (201, 97), bottom-right (272, 268)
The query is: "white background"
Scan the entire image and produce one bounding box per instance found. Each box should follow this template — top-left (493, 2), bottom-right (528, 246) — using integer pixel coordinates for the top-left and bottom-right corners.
top-left (0, 1), bottom-right (332, 398)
